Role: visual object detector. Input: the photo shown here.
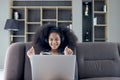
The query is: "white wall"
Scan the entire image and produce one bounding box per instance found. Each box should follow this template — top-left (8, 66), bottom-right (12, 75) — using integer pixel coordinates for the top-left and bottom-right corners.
top-left (0, 0), bottom-right (10, 69)
top-left (108, 0), bottom-right (120, 42)
top-left (72, 0), bottom-right (82, 42)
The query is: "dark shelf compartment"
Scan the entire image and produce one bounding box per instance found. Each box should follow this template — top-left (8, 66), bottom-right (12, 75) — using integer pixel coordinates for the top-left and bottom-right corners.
top-left (58, 9), bottom-right (72, 21)
top-left (42, 9), bottom-right (56, 19)
top-left (94, 39), bottom-right (106, 42)
top-left (12, 37), bottom-right (24, 42)
top-left (94, 14), bottom-right (106, 24)
top-left (13, 21), bottom-right (24, 35)
top-left (94, 26), bottom-right (105, 39)
top-left (94, 0), bottom-right (105, 11)
top-left (27, 9), bottom-right (41, 22)
top-left (27, 24), bottom-right (40, 32)
top-left (42, 21), bottom-right (56, 25)
top-left (27, 34), bottom-right (34, 42)
top-left (58, 22), bottom-right (72, 27)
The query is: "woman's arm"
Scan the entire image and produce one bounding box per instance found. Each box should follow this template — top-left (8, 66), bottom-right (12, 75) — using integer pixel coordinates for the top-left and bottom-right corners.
top-left (27, 46), bottom-right (73, 57)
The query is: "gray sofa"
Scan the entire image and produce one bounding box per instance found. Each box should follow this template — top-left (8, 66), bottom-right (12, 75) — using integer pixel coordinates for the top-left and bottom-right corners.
top-left (4, 42), bottom-right (120, 80)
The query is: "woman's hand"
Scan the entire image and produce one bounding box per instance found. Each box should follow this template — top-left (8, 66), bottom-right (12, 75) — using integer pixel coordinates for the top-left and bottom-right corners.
top-left (27, 46), bottom-right (35, 58)
top-left (64, 46), bottom-right (73, 55)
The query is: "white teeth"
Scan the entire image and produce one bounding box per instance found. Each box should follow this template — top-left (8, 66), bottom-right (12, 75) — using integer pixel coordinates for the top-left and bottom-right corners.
top-left (52, 45), bottom-right (58, 47)
top-left (52, 45), bottom-right (57, 47)
top-left (52, 44), bottom-right (57, 46)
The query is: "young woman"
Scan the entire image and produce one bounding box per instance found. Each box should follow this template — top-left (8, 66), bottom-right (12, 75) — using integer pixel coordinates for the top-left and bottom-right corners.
top-left (27, 24), bottom-right (78, 57)
top-left (27, 24), bottom-right (78, 80)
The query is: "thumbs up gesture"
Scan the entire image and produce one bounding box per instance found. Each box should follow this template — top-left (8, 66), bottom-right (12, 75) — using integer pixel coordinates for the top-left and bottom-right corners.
top-left (64, 46), bottom-right (73, 55)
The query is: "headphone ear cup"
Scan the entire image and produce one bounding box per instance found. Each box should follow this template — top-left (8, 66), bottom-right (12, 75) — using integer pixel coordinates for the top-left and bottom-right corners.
top-left (61, 36), bottom-right (64, 42)
top-left (45, 38), bottom-right (48, 43)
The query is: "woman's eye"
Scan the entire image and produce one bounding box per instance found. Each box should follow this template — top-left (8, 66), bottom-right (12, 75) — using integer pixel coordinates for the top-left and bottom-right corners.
top-left (50, 39), bottom-right (53, 41)
top-left (55, 39), bottom-right (58, 41)
top-left (49, 38), bottom-right (59, 41)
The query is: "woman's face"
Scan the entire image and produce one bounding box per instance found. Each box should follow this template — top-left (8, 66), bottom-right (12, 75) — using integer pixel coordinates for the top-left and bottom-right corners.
top-left (48, 32), bottom-right (61, 50)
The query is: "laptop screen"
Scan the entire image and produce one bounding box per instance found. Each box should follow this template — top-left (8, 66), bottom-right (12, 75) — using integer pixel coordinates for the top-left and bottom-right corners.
top-left (30, 55), bottom-right (76, 80)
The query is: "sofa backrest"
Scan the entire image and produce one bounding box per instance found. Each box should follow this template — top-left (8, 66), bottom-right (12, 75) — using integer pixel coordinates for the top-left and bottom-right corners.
top-left (4, 42), bottom-right (32, 80)
top-left (76, 42), bottom-right (120, 79)
top-left (4, 42), bottom-right (120, 80)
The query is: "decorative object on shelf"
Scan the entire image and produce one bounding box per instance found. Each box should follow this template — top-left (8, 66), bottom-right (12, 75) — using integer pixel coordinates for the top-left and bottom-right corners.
top-left (4, 19), bottom-right (19, 31)
top-left (67, 24), bottom-right (72, 29)
top-left (84, 30), bottom-right (90, 42)
top-left (93, 17), bottom-right (97, 25)
top-left (103, 5), bottom-right (107, 12)
top-left (14, 11), bottom-right (19, 20)
top-left (85, 1), bottom-right (89, 16)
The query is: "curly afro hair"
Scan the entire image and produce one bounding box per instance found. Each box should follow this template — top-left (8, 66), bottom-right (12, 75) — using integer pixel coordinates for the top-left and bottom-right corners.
top-left (32, 24), bottom-right (78, 54)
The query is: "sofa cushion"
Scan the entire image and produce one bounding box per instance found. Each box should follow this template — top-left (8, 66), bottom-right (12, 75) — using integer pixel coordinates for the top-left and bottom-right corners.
top-left (81, 77), bottom-right (120, 80)
top-left (76, 42), bottom-right (120, 79)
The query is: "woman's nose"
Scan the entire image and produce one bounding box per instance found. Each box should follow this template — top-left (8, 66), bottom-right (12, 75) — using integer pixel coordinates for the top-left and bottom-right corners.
top-left (52, 40), bottom-right (57, 43)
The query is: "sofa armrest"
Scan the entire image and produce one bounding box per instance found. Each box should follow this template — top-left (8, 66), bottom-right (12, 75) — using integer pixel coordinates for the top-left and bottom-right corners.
top-left (4, 42), bottom-right (26, 80)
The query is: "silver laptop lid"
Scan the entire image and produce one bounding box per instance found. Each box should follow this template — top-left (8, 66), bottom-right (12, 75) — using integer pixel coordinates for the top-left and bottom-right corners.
top-left (30, 55), bottom-right (76, 80)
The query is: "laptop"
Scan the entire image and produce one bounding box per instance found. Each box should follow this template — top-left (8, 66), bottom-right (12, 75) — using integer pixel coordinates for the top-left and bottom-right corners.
top-left (30, 55), bottom-right (76, 80)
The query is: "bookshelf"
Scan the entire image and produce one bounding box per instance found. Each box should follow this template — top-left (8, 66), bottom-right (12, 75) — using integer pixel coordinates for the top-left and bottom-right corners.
top-left (82, 0), bottom-right (108, 42)
top-left (10, 0), bottom-right (72, 43)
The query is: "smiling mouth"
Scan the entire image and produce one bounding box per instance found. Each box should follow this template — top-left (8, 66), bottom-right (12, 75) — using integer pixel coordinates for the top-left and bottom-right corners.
top-left (51, 44), bottom-right (59, 47)
top-left (52, 45), bottom-right (58, 47)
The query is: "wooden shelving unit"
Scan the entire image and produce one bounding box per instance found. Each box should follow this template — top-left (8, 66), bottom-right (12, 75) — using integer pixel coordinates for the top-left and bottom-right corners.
top-left (93, 0), bottom-right (108, 42)
top-left (10, 0), bottom-right (72, 43)
top-left (82, 0), bottom-right (108, 42)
